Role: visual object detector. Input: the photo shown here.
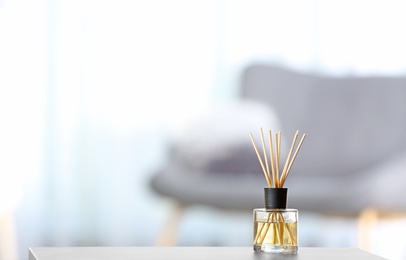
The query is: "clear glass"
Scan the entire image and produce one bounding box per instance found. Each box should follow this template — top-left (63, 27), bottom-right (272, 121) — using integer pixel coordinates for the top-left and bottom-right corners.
top-left (253, 208), bottom-right (298, 254)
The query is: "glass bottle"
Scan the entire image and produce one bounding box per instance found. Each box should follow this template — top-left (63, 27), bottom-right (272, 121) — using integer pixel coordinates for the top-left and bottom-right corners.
top-left (253, 188), bottom-right (298, 254)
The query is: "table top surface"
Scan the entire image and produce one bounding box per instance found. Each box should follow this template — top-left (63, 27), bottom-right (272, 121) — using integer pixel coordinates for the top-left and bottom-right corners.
top-left (29, 247), bottom-right (388, 260)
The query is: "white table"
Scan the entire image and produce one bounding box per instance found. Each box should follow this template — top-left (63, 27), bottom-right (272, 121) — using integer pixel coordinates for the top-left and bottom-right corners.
top-left (29, 247), bottom-right (388, 260)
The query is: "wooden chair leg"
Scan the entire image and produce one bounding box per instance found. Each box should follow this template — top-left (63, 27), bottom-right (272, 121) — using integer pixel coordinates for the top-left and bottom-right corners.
top-left (155, 203), bottom-right (186, 246)
top-left (357, 208), bottom-right (406, 253)
top-left (357, 207), bottom-right (378, 251)
top-left (0, 211), bottom-right (18, 260)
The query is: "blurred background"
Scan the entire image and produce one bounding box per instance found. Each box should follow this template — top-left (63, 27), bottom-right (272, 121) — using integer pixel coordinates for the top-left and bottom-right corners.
top-left (1, 0), bottom-right (406, 260)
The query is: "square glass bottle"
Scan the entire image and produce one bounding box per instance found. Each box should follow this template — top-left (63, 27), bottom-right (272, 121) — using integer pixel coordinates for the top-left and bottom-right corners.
top-left (253, 188), bottom-right (298, 254)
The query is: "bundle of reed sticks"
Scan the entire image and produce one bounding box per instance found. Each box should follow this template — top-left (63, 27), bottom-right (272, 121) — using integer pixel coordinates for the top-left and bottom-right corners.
top-left (249, 129), bottom-right (306, 188)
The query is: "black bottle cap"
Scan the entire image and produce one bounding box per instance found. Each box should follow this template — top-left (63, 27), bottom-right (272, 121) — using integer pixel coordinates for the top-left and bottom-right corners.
top-left (264, 187), bottom-right (288, 209)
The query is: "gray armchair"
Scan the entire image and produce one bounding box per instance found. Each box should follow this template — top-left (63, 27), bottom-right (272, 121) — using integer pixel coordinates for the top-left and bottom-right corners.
top-left (150, 63), bottom-right (406, 246)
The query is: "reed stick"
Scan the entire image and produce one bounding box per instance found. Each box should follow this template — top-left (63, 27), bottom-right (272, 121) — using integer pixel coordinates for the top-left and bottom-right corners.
top-left (280, 133), bottom-right (306, 187)
top-left (280, 130), bottom-right (299, 185)
top-left (268, 130), bottom-right (277, 188)
top-left (260, 128), bottom-right (271, 183)
top-left (249, 133), bottom-right (272, 187)
top-left (274, 132), bottom-right (280, 188)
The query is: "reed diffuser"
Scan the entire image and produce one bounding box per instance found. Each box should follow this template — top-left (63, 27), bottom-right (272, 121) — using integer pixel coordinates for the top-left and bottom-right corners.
top-left (250, 129), bottom-right (306, 254)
